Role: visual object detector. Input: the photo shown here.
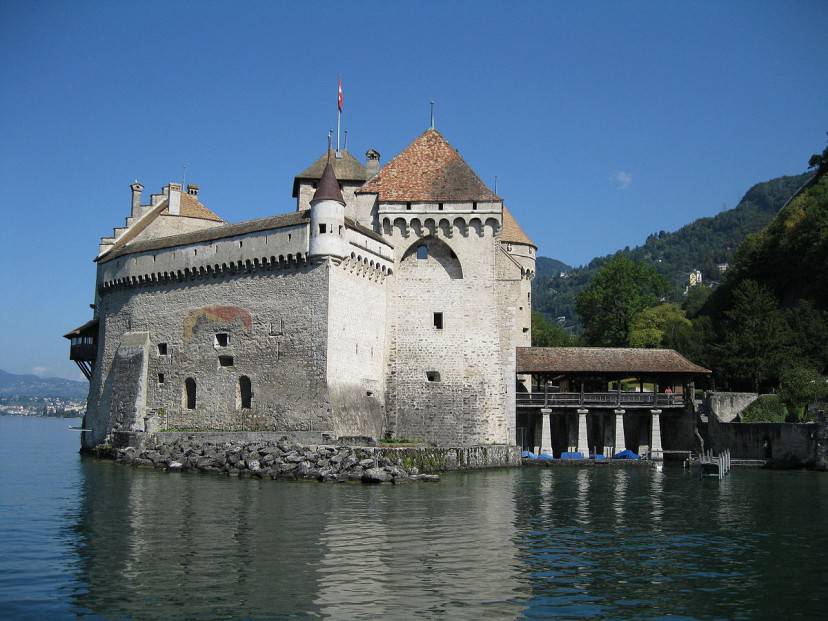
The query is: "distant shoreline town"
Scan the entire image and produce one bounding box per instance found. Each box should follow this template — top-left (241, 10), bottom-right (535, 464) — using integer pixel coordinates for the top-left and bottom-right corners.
top-left (0, 396), bottom-right (86, 418)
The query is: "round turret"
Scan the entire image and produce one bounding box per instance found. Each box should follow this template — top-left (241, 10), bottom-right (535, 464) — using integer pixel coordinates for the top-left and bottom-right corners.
top-left (309, 160), bottom-right (348, 261)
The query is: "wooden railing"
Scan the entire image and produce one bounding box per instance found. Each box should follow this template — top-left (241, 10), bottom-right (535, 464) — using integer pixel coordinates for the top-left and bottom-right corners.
top-left (516, 391), bottom-right (685, 408)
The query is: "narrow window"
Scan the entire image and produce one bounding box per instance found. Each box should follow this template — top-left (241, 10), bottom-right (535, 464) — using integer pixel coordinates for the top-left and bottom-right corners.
top-left (239, 240), bottom-right (243, 248)
top-left (406, 202), bottom-right (412, 211)
top-left (319, 223), bottom-right (326, 234)
top-left (426, 371), bottom-right (441, 382)
top-left (472, 202), bottom-right (478, 211)
top-left (438, 203), bottom-right (444, 211)
top-left (215, 333), bottom-right (229, 347)
top-left (219, 355), bottom-right (234, 367)
top-left (339, 225), bottom-right (343, 235)
top-left (238, 375), bottom-right (252, 409)
top-left (522, 327), bottom-right (529, 333)
top-left (158, 373), bottom-right (165, 385)
top-left (433, 312), bottom-right (443, 330)
top-left (184, 378), bottom-right (196, 409)
top-left (157, 343), bottom-right (168, 356)
top-left (416, 245), bottom-right (428, 260)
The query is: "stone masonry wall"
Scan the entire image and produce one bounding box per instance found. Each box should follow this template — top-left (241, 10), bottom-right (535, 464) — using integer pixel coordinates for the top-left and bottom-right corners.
top-left (84, 263), bottom-right (331, 448)
top-left (326, 261), bottom-right (388, 439)
top-left (384, 224), bottom-right (510, 446)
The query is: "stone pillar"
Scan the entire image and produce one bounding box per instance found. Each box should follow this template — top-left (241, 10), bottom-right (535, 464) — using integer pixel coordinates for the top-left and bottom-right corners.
top-left (576, 409), bottom-right (589, 458)
top-left (651, 409), bottom-right (663, 461)
top-left (540, 408), bottom-right (552, 455)
top-left (614, 409), bottom-right (625, 457)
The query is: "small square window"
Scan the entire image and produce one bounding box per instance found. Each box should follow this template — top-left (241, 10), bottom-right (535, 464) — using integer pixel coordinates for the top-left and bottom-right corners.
top-left (219, 355), bottom-right (234, 367)
top-left (472, 202), bottom-right (478, 211)
top-left (522, 327), bottom-right (529, 333)
top-left (426, 371), bottom-right (441, 382)
top-left (438, 203), bottom-right (444, 211)
top-left (416, 245), bottom-right (428, 260)
top-left (406, 202), bottom-right (412, 211)
top-left (433, 312), bottom-right (443, 330)
top-left (215, 333), bottom-right (229, 347)
top-left (319, 223), bottom-right (326, 234)
top-left (158, 373), bottom-right (165, 385)
top-left (157, 343), bottom-right (167, 356)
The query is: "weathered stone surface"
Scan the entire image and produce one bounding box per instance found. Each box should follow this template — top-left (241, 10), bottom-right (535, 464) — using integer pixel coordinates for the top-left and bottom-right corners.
top-left (362, 467), bottom-right (391, 483)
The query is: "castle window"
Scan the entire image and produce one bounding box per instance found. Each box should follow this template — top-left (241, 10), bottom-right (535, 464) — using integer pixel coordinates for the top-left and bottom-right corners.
top-left (158, 373), bottom-right (165, 385)
top-left (438, 203), bottom-right (444, 211)
top-left (433, 312), bottom-right (444, 330)
top-left (426, 371), bottom-right (441, 382)
top-left (239, 241), bottom-right (243, 248)
top-left (269, 319), bottom-right (284, 336)
top-left (472, 202), bottom-right (478, 211)
top-left (157, 343), bottom-right (167, 356)
top-left (219, 355), bottom-right (234, 367)
top-left (214, 333), bottom-right (229, 347)
top-left (416, 245), bottom-right (428, 260)
top-left (522, 327), bottom-right (529, 333)
top-left (339, 225), bottom-right (343, 235)
top-left (184, 378), bottom-right (196, 409)
top-left (319, 223), bottom-right (327, 234)
top-left (238, 375), bottom-right (252, 409)
top-left (406, 202), bottom-right (412, 210)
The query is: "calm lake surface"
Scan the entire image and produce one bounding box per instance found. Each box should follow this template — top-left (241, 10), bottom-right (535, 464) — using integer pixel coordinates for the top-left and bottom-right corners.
top-left (1, 416), bottom-right (827, 620)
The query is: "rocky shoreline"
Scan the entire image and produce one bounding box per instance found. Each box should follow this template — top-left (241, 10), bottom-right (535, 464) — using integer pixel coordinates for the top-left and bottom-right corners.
top-left (108, 437), bottom-right (441, 483)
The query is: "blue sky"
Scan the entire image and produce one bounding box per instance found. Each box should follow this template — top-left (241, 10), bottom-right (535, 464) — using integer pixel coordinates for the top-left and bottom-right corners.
top-left (1, 0), bottom-right (826, 380)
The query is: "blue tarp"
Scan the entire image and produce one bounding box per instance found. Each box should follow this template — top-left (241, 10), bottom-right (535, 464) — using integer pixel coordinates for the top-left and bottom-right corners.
top-left (538, 452), bottom-right (555, 461)
top-left (594, 454), bottom-right (608, 461)
top-left (520, 451), bottom-right (537, 459)
top-left (613, 449), bottom-right (641, 460)
top-left (560, 451), bottom-right (584, 460)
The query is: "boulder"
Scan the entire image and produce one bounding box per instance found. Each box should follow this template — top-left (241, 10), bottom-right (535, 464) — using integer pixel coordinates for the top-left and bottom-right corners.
top-left (362, 468), bottom-right (391, 483)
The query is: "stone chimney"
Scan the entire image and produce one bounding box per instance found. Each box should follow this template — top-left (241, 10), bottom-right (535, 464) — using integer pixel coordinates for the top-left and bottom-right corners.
top-left (365, 149), bottom-right (381, 179)
top-left (168, 182), bottom-right (182, 215)
top-left (130, 180), bottom-right (144, 217)
top-left (187, 183), bottom-right (199, 197)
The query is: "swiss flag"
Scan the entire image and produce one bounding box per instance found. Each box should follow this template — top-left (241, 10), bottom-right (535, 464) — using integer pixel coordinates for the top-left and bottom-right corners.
top-left (337, 79), bottom-right (343, 112)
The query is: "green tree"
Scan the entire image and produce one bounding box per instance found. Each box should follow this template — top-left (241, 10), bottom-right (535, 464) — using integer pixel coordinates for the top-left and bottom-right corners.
top-left (778, 366), bottom-right (828, 421)
top-left (682, 285), bottom-right (712, 317)
top-left (531, 311), bottom-right (574, 347)
top-left (575, 255), bottom-right (668, 346)
top-left (718, 280), bottom-right (790, 391)
top-left (628, 303), bottom-right (690, 348)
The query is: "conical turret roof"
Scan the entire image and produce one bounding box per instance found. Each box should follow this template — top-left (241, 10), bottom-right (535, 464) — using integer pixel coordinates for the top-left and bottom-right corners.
top-left (357, 128), bottom-right (500, 202)
top-left (312, 160), bottom-right (345, 205)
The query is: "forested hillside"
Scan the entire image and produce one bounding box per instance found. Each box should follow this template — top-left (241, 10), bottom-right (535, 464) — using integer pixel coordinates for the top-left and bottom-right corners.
top-left (532, 172), bottom-right (810, 328)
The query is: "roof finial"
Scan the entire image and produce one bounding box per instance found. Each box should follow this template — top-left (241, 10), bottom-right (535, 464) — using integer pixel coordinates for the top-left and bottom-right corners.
top-left (430, 101), bottom-right (435, 130)
top-left (343, 129), bottom-right (348, 153)
top-left (327, 131), bottom-right (332, 162)
top-left (494, 176), bottom-right (498, 194)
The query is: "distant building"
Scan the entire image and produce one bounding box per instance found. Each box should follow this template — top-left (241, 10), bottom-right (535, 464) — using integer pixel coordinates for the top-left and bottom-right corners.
top-left (688, 269), bottom-right (703, 287)
top-left (717, 263), bottom-right (729, 273)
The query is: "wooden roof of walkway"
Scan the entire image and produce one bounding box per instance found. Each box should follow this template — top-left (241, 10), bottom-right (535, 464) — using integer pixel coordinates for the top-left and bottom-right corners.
top-left (516, 347), bottom-right (711, 376)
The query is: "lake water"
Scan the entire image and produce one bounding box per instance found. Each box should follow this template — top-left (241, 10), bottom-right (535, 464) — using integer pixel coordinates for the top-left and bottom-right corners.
top-left (1, 416), bottom-right (827, 620)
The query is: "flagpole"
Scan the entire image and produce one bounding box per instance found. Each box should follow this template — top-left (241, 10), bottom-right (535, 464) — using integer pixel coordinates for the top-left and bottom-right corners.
top-left (336, 107), bottom-right (341, 156)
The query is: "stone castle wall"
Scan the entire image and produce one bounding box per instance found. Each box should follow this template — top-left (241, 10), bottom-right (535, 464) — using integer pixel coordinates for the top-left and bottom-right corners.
top-left (84, 263), bottom-right (332, 448)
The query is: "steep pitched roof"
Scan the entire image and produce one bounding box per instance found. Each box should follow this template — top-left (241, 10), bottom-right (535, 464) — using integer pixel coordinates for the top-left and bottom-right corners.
top-left (292, 149), bottom-right (367, 197)
top-left (161, 192), bottom-right (223, 222)
top-left (501, 206), bottom-right (536, 248)
top-left (357, 129), bottom-right (501, 202)
top-left (312, 161), bottom-right (345, 205)
top-left (516, 347), bottom-right (711, 375)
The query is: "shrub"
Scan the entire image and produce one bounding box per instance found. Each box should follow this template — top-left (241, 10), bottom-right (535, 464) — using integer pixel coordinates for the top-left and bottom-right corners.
top-left (739, 394), bottom-right (787, 423)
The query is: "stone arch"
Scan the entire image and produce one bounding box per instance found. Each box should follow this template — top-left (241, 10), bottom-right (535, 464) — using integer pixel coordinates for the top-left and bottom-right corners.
top-left (438, 218), bottom-right (452, 238)
top-left (453, 217), bottom-right (468, 237)
top-left (469, 217), bottom-right (483, 237)
top-left (393, 217), bottom-right (408, 238)
top-left (382, 218), bottom-right (392, 235)
top-left (399, 235), bottom-right (463, 280)
top-left (422, 218), bottom-right (437, 236)
top-left (484, 217), bottom-right (500, 237)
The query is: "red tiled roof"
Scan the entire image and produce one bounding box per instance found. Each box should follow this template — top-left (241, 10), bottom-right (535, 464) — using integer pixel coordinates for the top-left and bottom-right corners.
top-left (161, 193), bottom-right (223, 222)
top-left (357, 129), bottom-right (501, 202)
top-left (501, 206), bottom-right (535, 248)
top-left (516, 347), bottom-right (711, 375)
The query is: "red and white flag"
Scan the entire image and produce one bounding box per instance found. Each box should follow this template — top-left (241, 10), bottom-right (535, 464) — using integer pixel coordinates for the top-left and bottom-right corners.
top-left (337, 79), bottom-right (343, 112)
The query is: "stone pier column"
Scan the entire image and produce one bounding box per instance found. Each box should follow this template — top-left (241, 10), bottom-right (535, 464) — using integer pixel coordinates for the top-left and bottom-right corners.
top-left (576, 409), bottom-right (589, 458)
top-left (614, 409), bottom-right (625, 457)
top-left (651, 409), bottom-right (663, 461)
top-left (540, 408), bottom-right (553, 455)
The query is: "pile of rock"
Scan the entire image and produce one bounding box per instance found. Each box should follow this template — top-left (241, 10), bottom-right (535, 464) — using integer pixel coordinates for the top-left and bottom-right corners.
top-left (112, 437), bottom-right (440, 484)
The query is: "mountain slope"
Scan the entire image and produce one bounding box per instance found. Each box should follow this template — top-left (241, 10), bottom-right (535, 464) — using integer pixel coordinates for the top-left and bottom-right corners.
top-left (532, 172), bottom-right (810, 328)
top-left (0, 369), bottom-right (88, 399)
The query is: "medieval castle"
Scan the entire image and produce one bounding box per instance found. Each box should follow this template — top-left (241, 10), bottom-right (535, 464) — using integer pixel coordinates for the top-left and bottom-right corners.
top-left (67, 127), bottom-right (537, 450)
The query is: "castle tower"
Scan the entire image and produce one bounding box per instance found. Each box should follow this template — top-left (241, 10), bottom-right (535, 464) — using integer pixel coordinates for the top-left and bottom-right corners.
top-left (309, 160), bottom-right (347, 261)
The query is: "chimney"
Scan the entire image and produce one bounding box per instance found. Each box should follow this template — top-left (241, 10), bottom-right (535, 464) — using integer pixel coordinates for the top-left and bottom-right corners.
top-left (168, 182), bottom-right (182, 215)
top-left (130, 180), bottom-right (144, 217)
top-left (365, 148), bottom-right (381, 178)
top-left (187, 183), bottom-right (199, 197)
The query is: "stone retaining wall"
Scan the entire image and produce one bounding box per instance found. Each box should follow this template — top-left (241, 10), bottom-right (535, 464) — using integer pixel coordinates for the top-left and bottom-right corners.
top-left (105, 433), bottom-right (521, 484)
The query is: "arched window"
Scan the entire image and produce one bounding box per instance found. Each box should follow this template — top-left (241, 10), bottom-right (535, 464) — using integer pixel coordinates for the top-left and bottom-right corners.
top-left (238, 376), bottom-right (252, 409)
top-left (416, 245), bottom-right (428, 260)
top-left (184, 378), bottom-right (196, 410)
